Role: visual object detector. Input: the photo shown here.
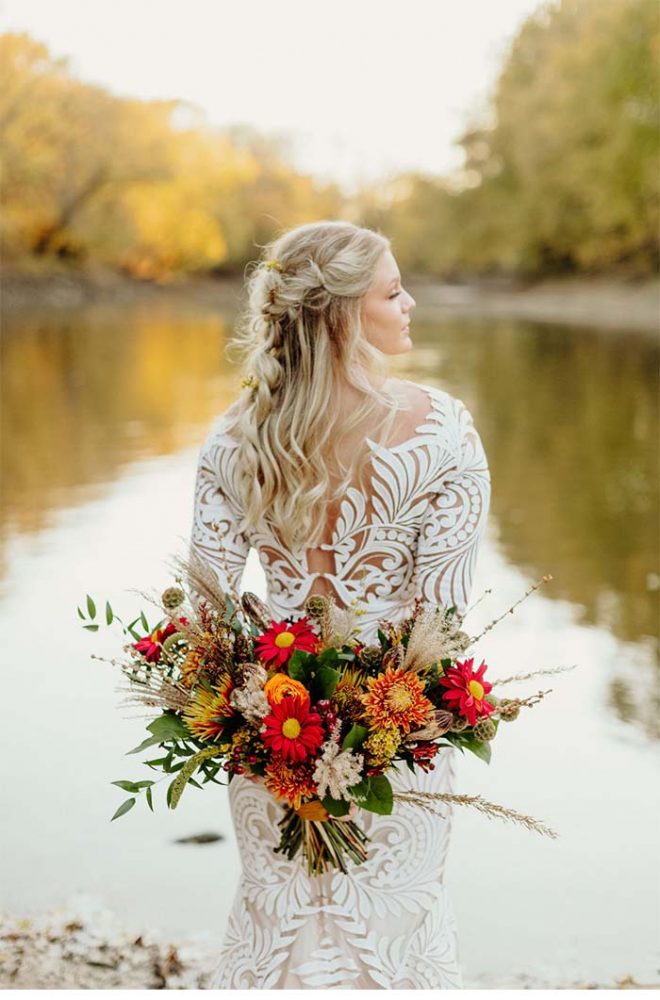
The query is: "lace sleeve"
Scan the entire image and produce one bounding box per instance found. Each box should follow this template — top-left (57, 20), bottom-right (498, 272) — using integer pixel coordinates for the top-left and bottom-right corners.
top-left (413, 398), bottom-right (490, 618)
top-left (188, 426), bottom-right (251, 609)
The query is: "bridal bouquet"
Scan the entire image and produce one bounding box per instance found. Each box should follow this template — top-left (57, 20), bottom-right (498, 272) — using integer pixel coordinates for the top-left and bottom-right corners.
top-left (79, 553), bottom-right (564, 875)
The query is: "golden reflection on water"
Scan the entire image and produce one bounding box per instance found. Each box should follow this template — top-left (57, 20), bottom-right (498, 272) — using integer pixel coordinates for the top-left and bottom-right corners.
top-left (2, 299), bottom-right (658, 733)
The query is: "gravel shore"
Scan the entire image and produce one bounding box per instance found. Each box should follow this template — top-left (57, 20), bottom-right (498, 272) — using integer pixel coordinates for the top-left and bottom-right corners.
top-left (0, 895), bottom-right (655, 990)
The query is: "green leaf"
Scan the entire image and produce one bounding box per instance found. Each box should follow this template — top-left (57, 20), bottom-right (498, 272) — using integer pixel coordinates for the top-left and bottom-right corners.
top-left (145, 786), bottom-right (154, 812)
top-left (126, 734), bottom-right (163, 756)
top-left (350, 775), bottom-right (393, 815)
top-left (287, 648), bottom-right (312, 682)
top-left (322, 795), bottom-right (351, 817)
top-left (111, 779), bottom-right (141, 793)
top-left (86, 594), bottom-right (97, 619)
top-left (83, 624), bottom-right (100, 632)
top-left (140, 611), bottom-right (149, 632)
top-left (146, 712), bottom-right (190, 742)
top-left (461, 734), bottom-right (492, 764)
top-left (169, 746), bottom-right (219, 809)
top-left (111, 797), bottom-right (136, 821)
top-left (77, 606), bottom-right (85, 620)
top-left (341, 724), bottom-right (368, 751)
top-left (316, 647), bottom-right (340, 667)
top-left (105, 601), bottom-right (114, 625)
top-left (315, 665), bottom-right (340, 699)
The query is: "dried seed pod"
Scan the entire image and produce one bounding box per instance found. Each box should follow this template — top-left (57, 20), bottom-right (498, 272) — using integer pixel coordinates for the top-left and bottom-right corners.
top-left (241, 592), bottom-right (272, 631)
top-left (382, 644), bottom-right (404, 670)
top-left (449, 715), bottom-right (468, 732)
top-left (304, 595), bottom-right (330, 619)
top-left (407, 709), bottom-right (454, 742)
top-left (473, 717), bottom-right (497, 741)
top-left (498, 699), bottom-right (521, 721)
top-left (162, 586), bottom-right (185, 610)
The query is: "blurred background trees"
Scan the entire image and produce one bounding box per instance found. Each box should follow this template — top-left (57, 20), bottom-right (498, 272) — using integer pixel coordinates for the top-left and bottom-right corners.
top-left (1, 0), bottom-right (657, 281)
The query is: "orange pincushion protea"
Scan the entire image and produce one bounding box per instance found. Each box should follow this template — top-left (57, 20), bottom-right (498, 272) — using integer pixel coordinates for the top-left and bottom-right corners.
top-left (264, 673), bottom-right (309, 705)
top-left (182, 675), bottom-right (235, 742)
top-left (362, 667), bottom-right (433, 734)
top-left (254, 616), bottom-right (319, 668)
top-left (264, 756), bottom-right (317, 810)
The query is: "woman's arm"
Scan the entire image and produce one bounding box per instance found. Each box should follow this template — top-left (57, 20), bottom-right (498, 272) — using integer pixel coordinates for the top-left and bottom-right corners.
top-left (413, 398), bottom-right (491, 618)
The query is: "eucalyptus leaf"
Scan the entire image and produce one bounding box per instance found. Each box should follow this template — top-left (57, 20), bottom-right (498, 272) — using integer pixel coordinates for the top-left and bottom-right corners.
top-left (111, 797), bottom-right (136, 821)
top-left (86, 594), bottom-right (96, 619)
top-left (105, 601), bottom-right (114, 625)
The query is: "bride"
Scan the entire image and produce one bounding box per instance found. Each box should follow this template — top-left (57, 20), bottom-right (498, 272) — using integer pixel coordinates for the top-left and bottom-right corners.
top-left (189, 220), bottom-right (491, 989)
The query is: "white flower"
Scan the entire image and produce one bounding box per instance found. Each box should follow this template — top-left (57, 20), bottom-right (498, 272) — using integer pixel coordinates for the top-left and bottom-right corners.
top-left (312, 742), bottom-right (363, 801)
top-left (229, 685), bottom-right (269, 722)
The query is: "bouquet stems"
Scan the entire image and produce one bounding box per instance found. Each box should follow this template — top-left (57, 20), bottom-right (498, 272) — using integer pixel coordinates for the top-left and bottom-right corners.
top-left (274, 807), bottom-right (370, 876)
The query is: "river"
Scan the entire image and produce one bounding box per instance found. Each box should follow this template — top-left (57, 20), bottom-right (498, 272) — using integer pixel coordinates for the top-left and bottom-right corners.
top-left (1, 289), bottom-right (658, 986)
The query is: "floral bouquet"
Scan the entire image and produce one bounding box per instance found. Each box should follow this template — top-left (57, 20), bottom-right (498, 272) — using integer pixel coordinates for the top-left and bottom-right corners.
top-left (79, 553), bottom-right (565, 875)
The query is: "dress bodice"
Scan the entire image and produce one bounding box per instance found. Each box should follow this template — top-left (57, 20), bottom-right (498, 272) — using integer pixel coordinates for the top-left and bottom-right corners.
top-left (189, 380), bottom-right (490, 641)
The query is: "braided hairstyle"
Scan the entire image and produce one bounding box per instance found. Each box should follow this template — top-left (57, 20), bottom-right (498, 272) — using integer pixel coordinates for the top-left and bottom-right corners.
top-left (225, 220), bottom-right (410, 550)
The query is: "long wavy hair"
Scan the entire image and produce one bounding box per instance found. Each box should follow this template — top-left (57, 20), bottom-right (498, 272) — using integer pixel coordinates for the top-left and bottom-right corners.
top-left (225, 220), bottom-right (413, 550)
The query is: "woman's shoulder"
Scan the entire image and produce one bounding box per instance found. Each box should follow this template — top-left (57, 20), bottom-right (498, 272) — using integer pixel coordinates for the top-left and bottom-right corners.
top-left (198, 399), bottom-right (244, 456)
top-left (398, 378), bottom-right (471, 425)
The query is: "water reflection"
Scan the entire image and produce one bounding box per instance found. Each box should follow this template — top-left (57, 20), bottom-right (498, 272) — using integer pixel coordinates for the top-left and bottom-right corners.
top-left (1, 295), bottom-right (658, 736)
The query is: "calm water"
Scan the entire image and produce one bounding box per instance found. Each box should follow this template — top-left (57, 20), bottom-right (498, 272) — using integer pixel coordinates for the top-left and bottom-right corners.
top-left (1, 291), bottom-right (658, 986)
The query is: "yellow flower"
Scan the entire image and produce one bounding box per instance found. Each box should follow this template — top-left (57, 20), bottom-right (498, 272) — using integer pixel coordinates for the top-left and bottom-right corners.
top-left (363, 726), bottom-right (400, 767)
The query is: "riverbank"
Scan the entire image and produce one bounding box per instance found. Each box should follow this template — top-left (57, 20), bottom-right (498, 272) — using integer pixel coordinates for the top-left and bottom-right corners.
top-left (0, 895), bottom-right (655, 990)
top-left (1, 264), bottom-right (657, 333)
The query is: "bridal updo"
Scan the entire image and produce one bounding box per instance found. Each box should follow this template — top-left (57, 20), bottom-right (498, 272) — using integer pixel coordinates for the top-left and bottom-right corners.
top-left (226, 219), bottom-right (409, 550)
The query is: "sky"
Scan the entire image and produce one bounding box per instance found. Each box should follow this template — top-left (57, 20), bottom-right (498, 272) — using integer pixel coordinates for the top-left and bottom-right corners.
top-left (0, 0), bottom-right (545, 193)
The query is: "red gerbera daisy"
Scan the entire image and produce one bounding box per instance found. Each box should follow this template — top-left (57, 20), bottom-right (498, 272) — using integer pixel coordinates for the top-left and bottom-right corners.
top-left (254, 615), bottom-right (319, 668)
top-left (132, 617), bottom-right (188, 663)
top-left (438, 657), bottom-right (494, 727)
top-left (261, 695), bottom-right (324, 763)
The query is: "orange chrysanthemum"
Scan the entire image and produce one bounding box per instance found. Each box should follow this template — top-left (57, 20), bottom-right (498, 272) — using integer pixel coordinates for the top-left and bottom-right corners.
top-left (362, 667), bottom-right (433, 734)
top-left (182, 675), bottom-right (235, 742)
top-left (264, 673), bottom-right (309, 705)
top-left (264, 756), bottom-right (317, 810)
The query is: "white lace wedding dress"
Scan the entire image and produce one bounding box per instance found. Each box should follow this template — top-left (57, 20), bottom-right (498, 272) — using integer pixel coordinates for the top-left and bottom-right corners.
top-left (189, 380), bottom-right (491, 989)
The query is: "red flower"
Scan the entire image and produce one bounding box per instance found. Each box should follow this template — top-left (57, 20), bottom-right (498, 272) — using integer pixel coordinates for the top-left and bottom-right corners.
top-left (262, 695), bottom-right (324, 763)
top-left (132, 617), bottom-right (188, 663)
top-left (254, 615), bottom-right (318, 668)
top-left (438, 657), bottom-right (494, 727)
top-left (410, 741), bottom-right (440, 772)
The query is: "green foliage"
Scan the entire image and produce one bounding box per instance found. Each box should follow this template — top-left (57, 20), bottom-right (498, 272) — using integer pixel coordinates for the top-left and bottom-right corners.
top-left (341, 724), bottom-right (369, 751)
top-left (349, 775), bottom-right (393, 815)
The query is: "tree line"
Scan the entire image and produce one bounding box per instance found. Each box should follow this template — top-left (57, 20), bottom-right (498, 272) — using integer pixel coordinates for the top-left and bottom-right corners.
top-left (1, 0), bottom-right (657, 281)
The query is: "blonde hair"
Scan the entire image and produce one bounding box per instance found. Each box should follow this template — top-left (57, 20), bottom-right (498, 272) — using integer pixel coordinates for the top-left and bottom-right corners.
top-left (226, 219), bottom-right (412, 550)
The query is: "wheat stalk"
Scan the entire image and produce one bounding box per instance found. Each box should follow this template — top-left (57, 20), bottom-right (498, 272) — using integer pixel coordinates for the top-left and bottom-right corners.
top-left (394, 790), bottom-right (558, 839)
top-left (493, 663), bottom-right (577, 685)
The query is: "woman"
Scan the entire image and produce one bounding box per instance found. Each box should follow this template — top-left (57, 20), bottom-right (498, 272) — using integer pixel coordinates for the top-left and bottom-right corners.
top-left (189, 220), bottom-right (491, 989)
